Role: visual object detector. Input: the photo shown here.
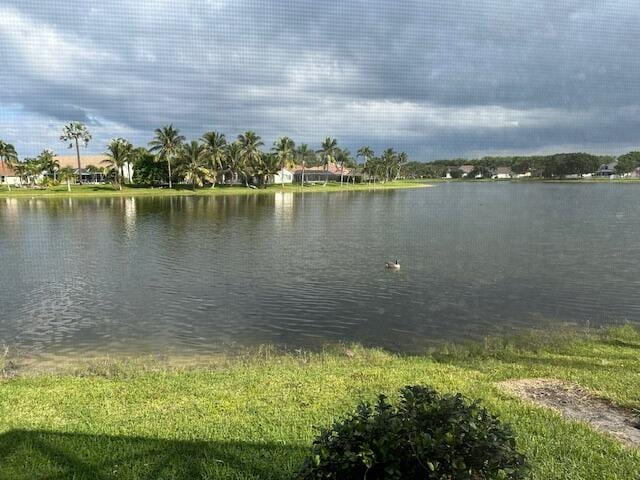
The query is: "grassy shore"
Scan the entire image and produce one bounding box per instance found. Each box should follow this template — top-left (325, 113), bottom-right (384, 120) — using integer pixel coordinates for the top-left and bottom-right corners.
top-left (0, 180), bottom-right (431, 199)
top-left (0, 326), bottom-right (639, 479)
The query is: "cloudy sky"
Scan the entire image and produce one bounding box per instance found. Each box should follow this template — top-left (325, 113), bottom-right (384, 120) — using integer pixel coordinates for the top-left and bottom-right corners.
top-left (1, 0), bottom-right (639, 160)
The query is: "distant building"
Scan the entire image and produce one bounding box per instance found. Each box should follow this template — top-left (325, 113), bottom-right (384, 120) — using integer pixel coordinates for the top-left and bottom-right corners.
top-left (459, 165), bottom-right (475, 177)
top-left (56, 155), bottom-right (133, 183)
top-left (444, 166), bottom-right (462, 179)
top-left (270, 168), bottom-right (294, 184)
top-left (594, 161), bottom-right (617, 177)
top-left (292, 162), bottom-right (355, 183)
top-left (0, 163), bottom-right (21, 186)
top-left (492, 166), bottom-right (513, 179)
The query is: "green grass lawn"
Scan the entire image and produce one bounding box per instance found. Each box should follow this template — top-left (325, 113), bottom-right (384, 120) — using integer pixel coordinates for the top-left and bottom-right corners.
top-left (1, 326), bottom-right (639, 479)
top-left (0, 180), bottom-right (431, 198)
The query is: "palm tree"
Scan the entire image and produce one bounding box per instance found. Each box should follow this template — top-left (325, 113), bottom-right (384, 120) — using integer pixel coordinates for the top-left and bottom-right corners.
top-left (381, 148), bottom-right (397, 182)
top-left (272, 136), bottom-right (295, 189)
top-left (177, 140), bottom-right (210, 190)
top-left (38, 149), bottom-right (60, 182)
top-left (317, 137), bottom-right (338, 185)
top-left (148, 125), bottom-right (185, 188)
top-left (25, 158), bottom-right (42, 187)
top-left (201, 131), bottom-right (227, 188)
top-left (254, 152), bottom-right (280, 188)
top-left (237, 131), bottom-right (264, 187)
top-left (0, 140), bottom-right (18, 191)
top-left (225, 141), bottom-right (244, 185)
top-left (58, 166), bottom-right (76, 192)
top-left (60, 122), bottom-right (92, 184)
top-left (364, 156), bottom-right (380, 184)
top-left (357, 146), bottom-right (374, 184)
top-left (396, 152), bottom-right (408, 180)
top-left (336, 148), bottom-right (353, 186)
top-left (102, 138), bottom-right (133, 191)
top-left (296, 143), bottom-right (314, 186)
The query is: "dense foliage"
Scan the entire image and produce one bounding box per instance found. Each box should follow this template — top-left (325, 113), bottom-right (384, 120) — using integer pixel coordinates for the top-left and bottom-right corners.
top-left (3, 123), bottom-right (640, 189)
top-left (297, 385), bottom-right (527, 480)
top-left (403, 152), bottom-right (623, 179)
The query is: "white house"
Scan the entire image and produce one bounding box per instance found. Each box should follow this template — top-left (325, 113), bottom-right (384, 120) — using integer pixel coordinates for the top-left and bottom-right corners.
top-left (0, 163), bottom-right (21, 186)
top-left (514, 171), bottom-right (532, 178)
top-left (271, 168), bottom-right (294, 184)
top-left (492, 167), bottom-right (513, 179)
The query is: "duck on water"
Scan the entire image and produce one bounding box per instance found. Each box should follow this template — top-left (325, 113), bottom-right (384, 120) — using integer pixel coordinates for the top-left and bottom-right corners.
top-left (385, 259), bottom-right (400, 270)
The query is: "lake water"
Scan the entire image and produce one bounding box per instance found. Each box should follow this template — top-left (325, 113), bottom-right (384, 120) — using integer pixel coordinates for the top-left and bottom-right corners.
top-left (1, 183), bottom-right (639, 358)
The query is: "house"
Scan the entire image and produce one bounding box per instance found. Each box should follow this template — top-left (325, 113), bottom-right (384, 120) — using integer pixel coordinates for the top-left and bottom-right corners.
top-left (270, 168), bottom-right (294, 184)
top-left (0, 163), bottom-right (21, 186)
top-left (514, 171), bottom-right (532, 178)
top-left (492, 167), bottom-right (513, 179)
top-left (57, 155), bottom-right (133, 183)
top-left (292, 162), bottom-right (355, 183)
top-left (444, 166), bottom-right (462, 179)
top-left (459, 165), bottom-right (475, 177)
top-left (594, 161), bottom-right (617, 177)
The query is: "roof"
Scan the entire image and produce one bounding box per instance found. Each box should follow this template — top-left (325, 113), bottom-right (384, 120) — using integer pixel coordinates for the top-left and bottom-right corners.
top-left (293, 162), bottom-right (352, 175)
top-left (0, 162), bottom-right (16, 177)
top-left (460, 164), bottom-right (475, 173)
top-left (495, 166), bottom-right (513, 175)
top-left (56, 155), bottom-right (109, 168)
top-left (597, 161), bottom-right (617, 171)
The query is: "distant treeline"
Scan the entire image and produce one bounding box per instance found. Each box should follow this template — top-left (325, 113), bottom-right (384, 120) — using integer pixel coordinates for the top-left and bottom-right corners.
top-left (403, 152), bottom-right (633, 179)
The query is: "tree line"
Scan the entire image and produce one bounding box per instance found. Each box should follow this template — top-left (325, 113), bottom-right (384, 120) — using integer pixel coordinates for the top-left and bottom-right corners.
top-left (0, 123), bottom-right (410, 191)
top-left (4, 125), bottom-right (640, 189)
top-left (403, 152), bottom-right (640, 179)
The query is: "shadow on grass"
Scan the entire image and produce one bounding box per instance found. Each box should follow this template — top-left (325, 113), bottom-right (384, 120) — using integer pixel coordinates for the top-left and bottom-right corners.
top-left (0, 429), bottom-right (307, 480)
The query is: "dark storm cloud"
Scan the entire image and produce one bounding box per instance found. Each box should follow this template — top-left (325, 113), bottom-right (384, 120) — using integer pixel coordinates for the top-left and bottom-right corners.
top-left (1, 0), bottom-right (639, 158)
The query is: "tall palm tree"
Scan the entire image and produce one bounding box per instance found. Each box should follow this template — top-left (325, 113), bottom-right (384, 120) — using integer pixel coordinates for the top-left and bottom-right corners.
top-left (148, 124), bottom-right (185, 188)
top-left (102, 138), bottom-right (133, 191)
top-left (272, 136), bottom-right (295, 189)
top-left (381, 148), bottom-right (397, 182)
top-left (296, 143), bottom-right (314, 186)
top-left (317, 137), bottom-right (338, 185)
top-left (177, 140), bottom-right (210, 190)
top-left (357, 146), bottom-right (374, 184)
top-left (0, 140), bottom-right (18, 191)
top-left (237, 131), bottom-right (264, 187)
top-left (60, 122), bottom-right (92, 184)
top-left (58, 166), bottom-right (76, 192)
top-left (336, 148), bottom-right (353, 186)
top-left (201, 131), bottom-right (227, 188)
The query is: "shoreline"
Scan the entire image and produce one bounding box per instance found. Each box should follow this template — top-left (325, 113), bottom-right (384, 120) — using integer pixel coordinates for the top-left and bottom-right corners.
top-left (0, 180), bottom-right (433, 199)
top-left (1, 325), bottom-right (639, 479)
top-left (1, 324), bottom-right (635, 377)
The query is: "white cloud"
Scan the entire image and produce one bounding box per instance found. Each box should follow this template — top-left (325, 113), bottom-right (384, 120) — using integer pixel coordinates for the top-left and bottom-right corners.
top-left (0, 7), bottom-right (118, 85)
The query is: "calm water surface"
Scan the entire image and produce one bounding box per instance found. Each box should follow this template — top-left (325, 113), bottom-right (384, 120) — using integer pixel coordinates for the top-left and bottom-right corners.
top-left (2, 183), bottom-right (639, 358)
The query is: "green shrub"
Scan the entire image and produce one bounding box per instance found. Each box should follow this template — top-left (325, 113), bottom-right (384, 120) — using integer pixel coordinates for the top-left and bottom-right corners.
top-left (297, 385), bottom-right (527, 480)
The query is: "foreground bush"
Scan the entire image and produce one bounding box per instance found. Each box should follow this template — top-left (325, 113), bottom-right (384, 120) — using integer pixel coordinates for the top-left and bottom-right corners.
top-left (297, 385), bottom-right (527, 479)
